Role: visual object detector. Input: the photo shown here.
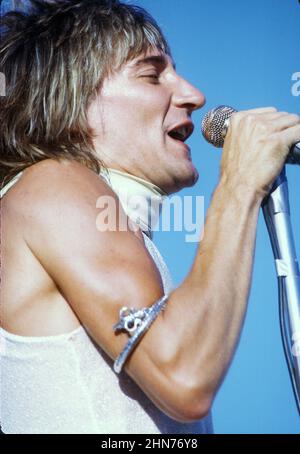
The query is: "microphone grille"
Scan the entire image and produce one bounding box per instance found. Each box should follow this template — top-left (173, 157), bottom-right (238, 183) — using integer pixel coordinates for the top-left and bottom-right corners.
top-left (201, 105), bottom-right (236, 148)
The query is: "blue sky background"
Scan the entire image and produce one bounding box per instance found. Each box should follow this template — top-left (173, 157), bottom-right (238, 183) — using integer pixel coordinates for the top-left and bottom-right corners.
top-left (134, 0), bottom-right (300, 434)
top-left (1, 0), bottom-right (299, 434)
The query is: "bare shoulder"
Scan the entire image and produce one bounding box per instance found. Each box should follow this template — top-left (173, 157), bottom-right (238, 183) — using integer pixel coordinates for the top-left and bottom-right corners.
top-left (7, 158), bottom-right (147, 258)
top-left (8, 158), bottom-right (164, 307)
top-left (4, 158), bottom-right (128, 242)
top-left (5, 158), bottom-right (114, 213)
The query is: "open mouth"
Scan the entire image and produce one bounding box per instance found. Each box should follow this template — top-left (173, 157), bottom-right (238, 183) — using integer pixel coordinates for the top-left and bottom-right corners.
top-left (167, 122), bottom-right (194, 143)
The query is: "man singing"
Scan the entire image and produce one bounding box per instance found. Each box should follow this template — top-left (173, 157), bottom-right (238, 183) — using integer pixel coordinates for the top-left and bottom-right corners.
top-left (1, 0), bottom-right (299, 434)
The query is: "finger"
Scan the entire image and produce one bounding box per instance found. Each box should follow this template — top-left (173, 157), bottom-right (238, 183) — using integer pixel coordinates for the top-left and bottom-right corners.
top-left (267, 114), bottom-right (300, 133)
top-left (276, 124), bottom-right (300, 149)
top-left (242, 107), bottom-right (278, 114)
top-left (230, 107), bottom-right (277, 123)
top-left (255, 111), bottom-right (289, 120)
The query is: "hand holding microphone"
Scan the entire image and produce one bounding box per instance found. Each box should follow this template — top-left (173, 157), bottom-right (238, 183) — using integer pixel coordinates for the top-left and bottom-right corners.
top-left (202, 106), bottom-right (300, 199)
top-left (202, 106), bottom-right (300, 414)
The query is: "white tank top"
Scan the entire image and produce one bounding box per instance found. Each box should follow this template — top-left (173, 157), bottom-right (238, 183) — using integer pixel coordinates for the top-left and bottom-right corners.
top-left (0, 168), bottom-right (213, 434)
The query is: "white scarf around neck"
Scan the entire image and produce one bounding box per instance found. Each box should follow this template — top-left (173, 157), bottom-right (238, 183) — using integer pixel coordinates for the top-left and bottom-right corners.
top-left (100, 167), bottom-right (167, 239)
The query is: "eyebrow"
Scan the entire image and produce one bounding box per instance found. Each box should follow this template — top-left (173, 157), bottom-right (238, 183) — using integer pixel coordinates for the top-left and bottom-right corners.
top-left (131, 55), bottom-right (176, 71)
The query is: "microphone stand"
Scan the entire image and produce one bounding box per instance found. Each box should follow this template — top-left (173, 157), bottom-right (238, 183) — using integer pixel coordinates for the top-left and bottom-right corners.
top-left (262, 167), bottom-right (300, 415)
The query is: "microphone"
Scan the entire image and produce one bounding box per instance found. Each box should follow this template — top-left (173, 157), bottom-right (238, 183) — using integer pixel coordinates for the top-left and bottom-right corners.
top-left (201, 105), bottom-right (300, 165)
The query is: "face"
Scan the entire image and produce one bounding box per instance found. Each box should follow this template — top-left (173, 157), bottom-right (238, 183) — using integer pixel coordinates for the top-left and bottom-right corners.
top-left (87, 48), bottom-right (206, 194)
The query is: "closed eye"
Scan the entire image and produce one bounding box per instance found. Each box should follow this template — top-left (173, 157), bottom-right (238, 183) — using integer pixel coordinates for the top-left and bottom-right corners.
top-left (141, 74), bottom-right (159, 79)
top-left (140, 74), bottom-right (160, 84)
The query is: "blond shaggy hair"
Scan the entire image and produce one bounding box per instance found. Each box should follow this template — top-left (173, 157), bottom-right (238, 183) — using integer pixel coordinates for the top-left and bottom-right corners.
top-left (0, 0), bottom-right (170, 186)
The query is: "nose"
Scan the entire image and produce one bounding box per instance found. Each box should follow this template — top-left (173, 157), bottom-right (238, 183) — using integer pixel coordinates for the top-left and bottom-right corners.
top-left (172, 76), bottom-right (206, 114)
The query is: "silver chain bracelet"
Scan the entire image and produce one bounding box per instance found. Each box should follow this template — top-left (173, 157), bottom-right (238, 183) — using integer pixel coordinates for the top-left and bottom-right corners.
top-left (113, 294), bottom-right (169, 374)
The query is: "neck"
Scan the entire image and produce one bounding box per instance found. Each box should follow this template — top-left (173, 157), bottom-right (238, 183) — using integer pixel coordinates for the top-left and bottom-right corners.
top-left (100, 167), bottom-right (167, 239)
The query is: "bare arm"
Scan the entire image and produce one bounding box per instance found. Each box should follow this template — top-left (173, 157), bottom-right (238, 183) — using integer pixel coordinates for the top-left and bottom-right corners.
top-left (20, 109), bottom-right (300, 423)
top-left (159, 180), bottom-right (260, 402)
